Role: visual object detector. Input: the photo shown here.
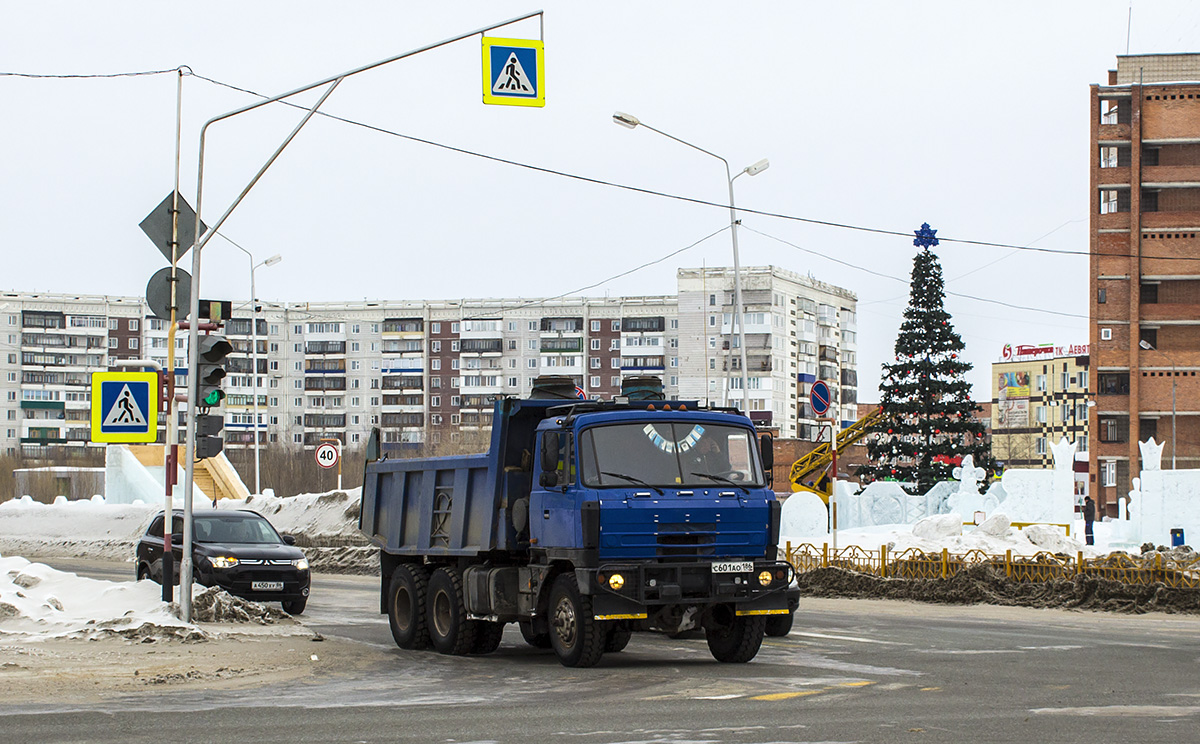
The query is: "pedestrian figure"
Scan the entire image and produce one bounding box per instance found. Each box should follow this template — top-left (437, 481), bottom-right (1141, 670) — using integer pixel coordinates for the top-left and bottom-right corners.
top-left (116, 390), bottom-right (137, 423)
top-left (1084, 495), bottom-right (1096, 546)
top-left (501, 55), bottom-right (528, 91)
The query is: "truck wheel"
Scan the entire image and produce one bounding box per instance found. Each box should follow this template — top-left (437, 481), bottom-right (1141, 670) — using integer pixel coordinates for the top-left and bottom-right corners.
top-left (764, 611), bottom-right (794, 637)
top-left (705, 614), bottom-right (767, 663)
top-left (519, 620), bottom-right (552, 649)
top-left (548, 574), bottom-right (605, 668)
top-left (388, 564), bottom-right (431, 650)
top-left (427, 567), bottom-right (477, 655)
top-left (604, 626), bottom-right (632, 653)
top-left (471, 621), bottom-right (506, 654)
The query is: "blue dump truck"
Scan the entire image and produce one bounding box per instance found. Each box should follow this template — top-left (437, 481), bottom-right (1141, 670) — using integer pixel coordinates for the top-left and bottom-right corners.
top-left (359, 376), bottom-right (792, 667)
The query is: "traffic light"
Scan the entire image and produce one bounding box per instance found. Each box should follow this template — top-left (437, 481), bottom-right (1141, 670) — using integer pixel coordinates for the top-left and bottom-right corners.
top-left (195, 334), bottom-right (232, 409)
top-left (195, 412), bottom-right (225, 459)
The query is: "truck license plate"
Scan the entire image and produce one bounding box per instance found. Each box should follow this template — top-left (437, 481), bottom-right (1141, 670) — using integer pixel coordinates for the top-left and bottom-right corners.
top-left (251, 581), bottom-right (284, 591)
top-left (712, 561), bottom-right (753, 573)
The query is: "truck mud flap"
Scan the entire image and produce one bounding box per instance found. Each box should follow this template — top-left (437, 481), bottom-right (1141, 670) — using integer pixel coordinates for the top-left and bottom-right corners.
top-left (592, 592), bottom-right (648, 621)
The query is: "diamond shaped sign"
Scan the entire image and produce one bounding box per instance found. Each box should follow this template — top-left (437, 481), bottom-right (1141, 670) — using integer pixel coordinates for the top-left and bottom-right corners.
top-left (140, 191), bottom-right (208, 263)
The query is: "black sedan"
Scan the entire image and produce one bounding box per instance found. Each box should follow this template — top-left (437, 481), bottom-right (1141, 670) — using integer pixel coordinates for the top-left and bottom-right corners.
top-left (136, 508), bottom-right (311, 614)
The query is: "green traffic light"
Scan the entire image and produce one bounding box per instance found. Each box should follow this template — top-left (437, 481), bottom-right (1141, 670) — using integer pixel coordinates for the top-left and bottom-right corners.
top-left (202, 389), bottom-right (225, 406)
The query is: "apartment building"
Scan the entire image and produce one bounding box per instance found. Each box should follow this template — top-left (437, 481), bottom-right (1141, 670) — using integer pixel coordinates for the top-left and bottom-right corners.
top-left (677, 266), bottom-right (859, 439)
top-left (0, 265), bottom-right (857, 457)
top-left (1091, 54), bottom-right (1200, 514)
top-left (990, 342), bottom-right (1090, 495)
top-left (0, 293), bottom-right (147, 454)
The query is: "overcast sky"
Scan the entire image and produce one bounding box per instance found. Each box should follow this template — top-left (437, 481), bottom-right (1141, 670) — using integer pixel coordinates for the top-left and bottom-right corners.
top-left (4, 2), bottom-right (1198, 400)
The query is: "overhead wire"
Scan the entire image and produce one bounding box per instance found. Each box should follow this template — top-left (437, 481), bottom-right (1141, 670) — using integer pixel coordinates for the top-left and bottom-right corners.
top-left (185, 72), bottom-right (1192, 264)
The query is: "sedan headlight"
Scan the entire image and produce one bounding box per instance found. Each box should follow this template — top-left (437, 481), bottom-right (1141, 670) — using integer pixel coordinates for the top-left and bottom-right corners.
top-left (292, 558), bottom-right (309, 571)
top-left (210, 556), bottom-right (239, 569)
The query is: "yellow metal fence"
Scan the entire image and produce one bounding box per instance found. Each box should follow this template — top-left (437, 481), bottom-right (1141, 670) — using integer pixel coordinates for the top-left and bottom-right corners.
top-left (784, 542), bottom-right (1200, 589)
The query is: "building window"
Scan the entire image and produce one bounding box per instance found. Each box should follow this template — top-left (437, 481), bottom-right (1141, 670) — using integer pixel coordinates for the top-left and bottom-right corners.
top-left (590, 376), bottom-right (600, 388)
top-left (431, 359), bottom-right (441, 371)
top-left (1098, 288), bottom-right (1106, 304)
top-left (128, 338), bottom-right (138, 349)
top-left (1102, 461), bottom-right (1116, 487)
top-left (108, 338), bottom-right (117, 349)
top-left (1036, 375), bottom-right (1047, 392)
top-left (450, 322), bottom-right (460, 333)
top-left (591, 338), bottom-right (600, 350)
top-left (590, 357), bottom-right (600, 369)
top-left (611, 376), bottom-right (620, 387)
top-left (430, 395), bottom-right (440, 407)
top-left (591, 320), bottom-right (601, 332)
top-left (1035, 437), bottom-right (1047, 455)
top-left (611, 320), bottom-right (620, 331)
top-left (1101, 328), bottom-right (1112, 341)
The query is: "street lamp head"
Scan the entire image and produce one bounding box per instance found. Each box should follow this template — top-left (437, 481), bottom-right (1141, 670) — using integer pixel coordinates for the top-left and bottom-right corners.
top-left (612, 111), bottom-right (640, 129)
top-left (743, 158), bottom-right (770, 176)
top-left (1139, 339), bottom-right (1154, 350)
top-left (263, 254), bottom-right (283, 267)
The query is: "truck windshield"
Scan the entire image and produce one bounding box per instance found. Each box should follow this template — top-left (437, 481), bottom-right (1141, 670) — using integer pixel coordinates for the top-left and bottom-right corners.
top-left (579, 422), bottom-right (762, 489)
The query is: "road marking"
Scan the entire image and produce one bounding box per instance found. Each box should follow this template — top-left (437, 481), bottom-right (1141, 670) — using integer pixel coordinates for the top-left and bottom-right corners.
top-left (750, 691), bottom-right (824, 701)
top-left (1032, 705), bottom-right (1200, 718)
top-left (790, 631), bottom-right (910, 645)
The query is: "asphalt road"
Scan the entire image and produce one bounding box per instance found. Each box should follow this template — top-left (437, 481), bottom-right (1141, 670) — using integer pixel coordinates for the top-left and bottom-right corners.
top-left (9, 558), bottom-right (1200, 743)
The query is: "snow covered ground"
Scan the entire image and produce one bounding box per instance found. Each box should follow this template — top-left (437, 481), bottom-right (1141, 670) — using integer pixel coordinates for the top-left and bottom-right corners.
top-left (0, 490), bottom-right (363, 642)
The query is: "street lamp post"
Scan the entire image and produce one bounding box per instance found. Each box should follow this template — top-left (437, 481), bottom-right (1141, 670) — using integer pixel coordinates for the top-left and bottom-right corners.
top-left (1139, 339), bottom-right (1177, 469)
top-left (612, 111), bottom-right (767, 411)
top-left (224, 238), bottom-right (281, 495)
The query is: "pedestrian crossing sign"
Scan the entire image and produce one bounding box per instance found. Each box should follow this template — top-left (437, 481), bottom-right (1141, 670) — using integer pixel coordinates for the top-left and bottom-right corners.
top-left (482, 37), bottom-right (544, 107)
top-left (91, 371), bottom-right (158, 443)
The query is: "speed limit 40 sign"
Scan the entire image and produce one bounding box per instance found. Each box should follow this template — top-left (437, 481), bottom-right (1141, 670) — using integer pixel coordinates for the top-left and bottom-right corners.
top-left (315, 442), bottom-right (339, 469)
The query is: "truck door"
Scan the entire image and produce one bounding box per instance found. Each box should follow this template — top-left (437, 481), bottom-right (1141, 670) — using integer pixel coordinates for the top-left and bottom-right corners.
top-left (531, 429), bottom-right (582, 549)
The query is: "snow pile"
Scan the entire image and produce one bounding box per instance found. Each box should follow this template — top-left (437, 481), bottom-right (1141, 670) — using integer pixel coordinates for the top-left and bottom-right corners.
top-left (0, 495), bottom-right (156, 561)
top-left (189, 586), bottom-right (289, 625)
top-left (785, 511), bottom-right (1102, 560)
top-left (222, 489), bottom-right (367, 547)
top-left (0, 554), bottom-right (198, 642)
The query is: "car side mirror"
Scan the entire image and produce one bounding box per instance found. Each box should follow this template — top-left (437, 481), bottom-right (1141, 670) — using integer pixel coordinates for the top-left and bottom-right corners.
top-left (759, 433), bottom-right (774, 470)
top-left (282, 534), bottom-right (296, 545)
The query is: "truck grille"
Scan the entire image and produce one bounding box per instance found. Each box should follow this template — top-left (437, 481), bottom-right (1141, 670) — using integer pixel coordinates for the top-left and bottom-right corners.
top-left (655, 523), bottom-right (716, 558)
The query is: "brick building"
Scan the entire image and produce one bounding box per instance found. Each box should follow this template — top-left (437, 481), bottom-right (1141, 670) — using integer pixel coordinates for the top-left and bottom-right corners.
top-left (1091, 54), bottom-right (1200, 515)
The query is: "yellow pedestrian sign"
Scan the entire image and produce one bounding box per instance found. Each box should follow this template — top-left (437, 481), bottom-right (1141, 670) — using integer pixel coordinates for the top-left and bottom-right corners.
top-left (91, 371), bottom-right (159, 443)
top-left (482, 37), bottom-right (544, 107)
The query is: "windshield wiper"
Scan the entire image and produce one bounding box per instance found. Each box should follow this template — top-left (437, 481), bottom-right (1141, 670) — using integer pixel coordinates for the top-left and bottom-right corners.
top-left (600, 471), bottom-right (664, 495)
top-left (689, 472), bottom-right (750, 493)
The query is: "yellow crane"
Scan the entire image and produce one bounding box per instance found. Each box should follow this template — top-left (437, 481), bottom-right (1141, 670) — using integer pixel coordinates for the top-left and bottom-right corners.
top-left (788, 406), bottom-right (884, 502)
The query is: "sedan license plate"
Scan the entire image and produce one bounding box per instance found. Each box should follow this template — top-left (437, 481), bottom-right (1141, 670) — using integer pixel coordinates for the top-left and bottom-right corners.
top-left (712, 561), bottom-right (753, 573)
top-left (251, 581), bottom-right (284, 591)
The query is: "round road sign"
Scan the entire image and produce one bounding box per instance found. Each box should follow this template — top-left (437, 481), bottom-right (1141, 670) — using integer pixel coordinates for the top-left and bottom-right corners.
top-left (315, 442), bottom-right (339, 469)
top-left (810, 380), bottom-right (831, 417)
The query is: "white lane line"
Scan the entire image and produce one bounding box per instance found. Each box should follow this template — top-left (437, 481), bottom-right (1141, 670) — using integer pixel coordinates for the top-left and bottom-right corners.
top-left (790, 631), bottom-right (910, 645)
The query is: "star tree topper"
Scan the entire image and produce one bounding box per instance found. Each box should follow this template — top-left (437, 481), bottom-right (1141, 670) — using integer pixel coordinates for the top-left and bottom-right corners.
top-left (913, 222), bottom-right (939, 250)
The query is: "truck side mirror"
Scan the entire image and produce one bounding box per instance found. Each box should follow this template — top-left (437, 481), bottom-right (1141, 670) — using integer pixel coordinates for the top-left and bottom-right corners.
top-left (759, 433), bottom-right (774, 470)
top-left (539, 432), bottom-right (560, 473)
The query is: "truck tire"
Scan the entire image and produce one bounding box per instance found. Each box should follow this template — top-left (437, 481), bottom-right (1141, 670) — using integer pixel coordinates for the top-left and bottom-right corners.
top-left (471, 621), bottom-right (506, 654)
top-left (388, 564), bottom-right (431, 650)
top-left (705, 614), bottom-right (767, 663)
top-left (519, 620), bottom-right (552, 649)
top-left (427, 567), bottom-right (477, 655)
top-left (764, 611), bottom-right (794, 637)
top-left (548, 574), bottom-right (605, 668)
top-left (604, 626), bottom-right (632, 653)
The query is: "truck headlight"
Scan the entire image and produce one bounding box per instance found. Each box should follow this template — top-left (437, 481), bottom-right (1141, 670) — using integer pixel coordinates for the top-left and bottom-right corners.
top-left (608, 573), bottom-right (625, 590)
top-left (757, 570), bottom-right (773, 587)
top-left (292, 558), bottom-right (309, 572)
top-left (210, 556), bottom-right (239, 569)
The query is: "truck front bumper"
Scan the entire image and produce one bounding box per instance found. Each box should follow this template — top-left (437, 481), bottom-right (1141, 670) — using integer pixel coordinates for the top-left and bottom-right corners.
top-left (579, 560), bottom-right (794, 619)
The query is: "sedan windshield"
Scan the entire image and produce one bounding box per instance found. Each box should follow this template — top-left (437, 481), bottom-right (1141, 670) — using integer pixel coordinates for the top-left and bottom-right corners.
top-left (194, 515), bottom-right (283, 544)
top-left (579, 422), bottom-right (762, 488)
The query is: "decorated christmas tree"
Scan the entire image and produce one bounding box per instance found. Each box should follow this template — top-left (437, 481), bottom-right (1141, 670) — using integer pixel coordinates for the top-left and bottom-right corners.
top-left (860, 223), bottom-right (992, 493)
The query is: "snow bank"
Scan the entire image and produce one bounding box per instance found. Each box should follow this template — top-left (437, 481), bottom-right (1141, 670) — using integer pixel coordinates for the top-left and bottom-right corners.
top-left (0, 554), bottom-right (194, 641)
top-left (218, 489), bottom-right (366, 546)
top-left (0, 495), bottom-right (157, 561)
